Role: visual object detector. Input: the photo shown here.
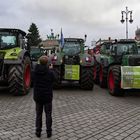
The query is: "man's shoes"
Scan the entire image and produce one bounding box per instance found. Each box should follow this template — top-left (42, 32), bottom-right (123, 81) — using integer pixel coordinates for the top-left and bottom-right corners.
top-left (35, 131), bottom-right (41, 138)
top-left (47, 131), bottom-right (52, 138)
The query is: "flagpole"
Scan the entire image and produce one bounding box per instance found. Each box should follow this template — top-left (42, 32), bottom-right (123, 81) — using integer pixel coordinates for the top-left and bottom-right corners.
top-left (60, 28), bottom-right (64, 49)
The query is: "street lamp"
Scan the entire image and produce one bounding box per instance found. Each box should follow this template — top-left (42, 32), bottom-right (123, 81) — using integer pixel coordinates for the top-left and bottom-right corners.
top-left (120, 6), bottom-right (133, 39)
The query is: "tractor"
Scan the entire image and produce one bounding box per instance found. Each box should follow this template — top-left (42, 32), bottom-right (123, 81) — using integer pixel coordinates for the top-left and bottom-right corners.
top-left (0, 28), bottom-right (31, 95)
top-left (93, 38), bottom-right (114, 84)
top-left (48, 37), bottom-right (94, 90)
top-left (94, 39), bottom-right (140, 96)
top-left (30, 46), bottom-right (45, 87)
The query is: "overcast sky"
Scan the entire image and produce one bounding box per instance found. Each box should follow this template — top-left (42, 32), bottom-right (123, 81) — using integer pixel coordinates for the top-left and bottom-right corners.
top-left (0, 0), bottom-right (140, 46)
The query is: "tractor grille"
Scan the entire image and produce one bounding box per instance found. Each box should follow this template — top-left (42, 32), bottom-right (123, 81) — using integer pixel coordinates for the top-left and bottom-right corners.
top-left (0, 52), bottom-right (5, 76)
top-left (113, 56), bottom-right (122, 63)
top-left (63, 55), bottom-right (80, 65)
top-left (129, 55), bottom-right (140, 66)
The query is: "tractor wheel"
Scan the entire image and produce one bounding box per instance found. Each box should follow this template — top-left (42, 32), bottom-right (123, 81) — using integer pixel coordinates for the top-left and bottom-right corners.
top-left (107, 65), bottom-right (124, 96)
top-left (8, 56), bottom-right (31, 95)
top-left (93, 63), bottom-right (100, 84)
top-left (53, 66), bottom-right (61, 88)
top-left (99, 65), bottom-right (108, 88)
top-left (80, 66), bottom-right (94, 90)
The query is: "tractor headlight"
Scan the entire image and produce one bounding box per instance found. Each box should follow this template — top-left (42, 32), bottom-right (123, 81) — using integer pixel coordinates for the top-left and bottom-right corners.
top-left (65, 55), bottom-right (68, 59)
top-left (85, 57), bottom-right (89, 61)
top-left (10, 49), bottom-right (18, 56)
top-left (10, 53), bottom-right (17, 56)
top-left (85, 57), bottom-right (91, 62)
top-left (53, 55), bottom-right (57, 61)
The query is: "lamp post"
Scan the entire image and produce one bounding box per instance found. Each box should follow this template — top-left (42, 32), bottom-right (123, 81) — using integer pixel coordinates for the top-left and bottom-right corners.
top-left (120, 6), bottom-right (133, 39)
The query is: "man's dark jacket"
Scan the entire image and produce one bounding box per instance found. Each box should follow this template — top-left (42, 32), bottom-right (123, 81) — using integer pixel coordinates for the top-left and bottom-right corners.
top-left (33, 64), bottom-right (54, 104)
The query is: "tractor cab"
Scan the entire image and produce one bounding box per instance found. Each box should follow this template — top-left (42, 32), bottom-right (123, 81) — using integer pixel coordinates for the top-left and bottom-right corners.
top-left (30, 47), bottom-right (44, 61)
top-left (0, 28), bottom-right (27, 50)
top-left (110, 39), bottom-right (138, 56)
top-left (62, 38), bottom-right (84, 56)
top-left (108, 39), bottom-right (138, 64)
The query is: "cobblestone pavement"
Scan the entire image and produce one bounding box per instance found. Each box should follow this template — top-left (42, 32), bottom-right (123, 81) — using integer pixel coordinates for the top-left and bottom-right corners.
top-left (0, 84), bottom-right (140, 140)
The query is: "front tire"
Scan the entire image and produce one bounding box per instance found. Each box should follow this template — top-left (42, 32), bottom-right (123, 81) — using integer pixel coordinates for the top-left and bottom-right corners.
top-left (53, 66), bottom-right (61, 88)
top-left (107, 65), bottom-right (124, 96)
top-left (8, 56), bottom-right (31, 95)
top-left (80, 66), bottom-right (94, 90)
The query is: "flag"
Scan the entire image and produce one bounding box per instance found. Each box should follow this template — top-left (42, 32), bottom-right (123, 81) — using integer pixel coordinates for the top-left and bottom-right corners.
top-left (60, 28), bottom-right (64, 48)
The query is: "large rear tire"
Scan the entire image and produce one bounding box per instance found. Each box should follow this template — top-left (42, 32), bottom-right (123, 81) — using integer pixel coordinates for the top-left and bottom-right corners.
top-left (80, 66), bottom-right (94, 90)
top-left (107, 65), bottom-right (124, 96)
top-left (8, 56), bottom-right (31, 95)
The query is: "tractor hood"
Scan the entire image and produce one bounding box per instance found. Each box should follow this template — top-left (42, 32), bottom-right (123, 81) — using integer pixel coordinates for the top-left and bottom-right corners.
top-left (122, 54), bottom-right (140, 66)
top-left (0, 47), bottom-right (22, 60)
top-left (128, 55), bottom-right (140, 66)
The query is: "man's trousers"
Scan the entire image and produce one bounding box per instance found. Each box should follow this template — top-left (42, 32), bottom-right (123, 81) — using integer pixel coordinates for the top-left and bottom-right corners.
top-left (35, 102), bottom-right (52, 132)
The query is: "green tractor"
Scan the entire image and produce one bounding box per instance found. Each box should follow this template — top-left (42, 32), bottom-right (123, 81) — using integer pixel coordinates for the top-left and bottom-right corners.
top-left (94, 39), bottom-right (140, 96)
top-left (30, 47), bottom-right (45, 87)
top-left (0, 28), bottom-right (31, 95)
top-left (48, 37), bottom-right (94, 90)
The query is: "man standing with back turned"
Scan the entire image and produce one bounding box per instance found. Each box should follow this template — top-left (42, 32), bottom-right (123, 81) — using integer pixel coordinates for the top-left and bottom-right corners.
top-left (33, 55), bottom-right (54, 138)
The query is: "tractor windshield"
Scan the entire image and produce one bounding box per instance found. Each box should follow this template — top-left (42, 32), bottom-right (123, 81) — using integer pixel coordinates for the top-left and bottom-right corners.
top-left (30, 47), bottom-right (44, 61)
top-left (62, 42), bottom-right (81, 55)
top-left (0, 32), bottom-right (17, 49)
top-left (111, 43), bottom-right (138, 55)
top-left (30, 47), bottom-right (42, 54)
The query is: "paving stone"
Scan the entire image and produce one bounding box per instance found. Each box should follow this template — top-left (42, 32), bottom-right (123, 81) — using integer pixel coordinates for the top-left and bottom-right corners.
top-left (135, 137), bottom-right (140, 140)
top-left (0, 86), bottom-right (140, 140)
top-left (104, 135), bottom-right (114, 140)
top-left (114, 135), bottom-right (125, 140)
top-left (123, 137), bottom-right (136, 140)
top-left (120, 132), bottom-right (129, 137)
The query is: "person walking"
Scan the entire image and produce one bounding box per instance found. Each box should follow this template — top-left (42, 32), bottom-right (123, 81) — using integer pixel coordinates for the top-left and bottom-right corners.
top-left (33, 55), bottom-right (55, 138)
